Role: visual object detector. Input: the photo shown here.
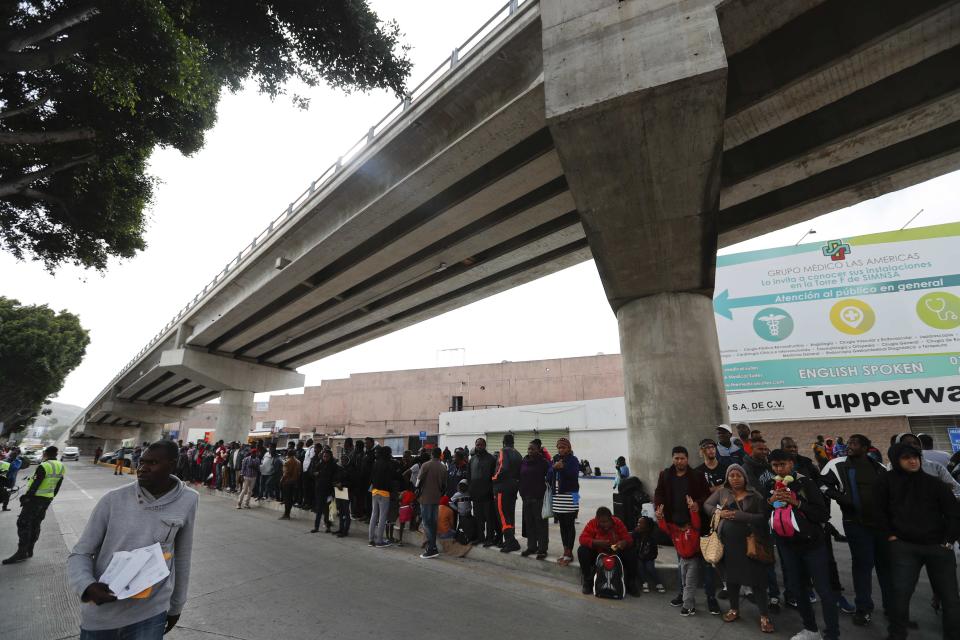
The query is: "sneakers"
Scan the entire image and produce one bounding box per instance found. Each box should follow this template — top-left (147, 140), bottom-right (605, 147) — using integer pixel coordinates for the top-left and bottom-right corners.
top-left (680, 607), bottom-right (696, 617)
top-left (420, 549), bottom-right (439, 559)
top-left (838, 596), bottom-right (856, 614)
top-left (852, 610), bottom-right (871, 626)
top-left (808, 591), bottom-right (818, 604)
top-left (375, 541), bottom-right (393, 548)
top-left (708, 599), bottom-right (721, 615)
top-left (670, 595), bottom-right (684, 607)
top-left (769, 596), bottom-right (781, 613)
top-left (368, 540), bottom-right (376, 547)
top-left (655, 584), bottom-right (666, 593)
top-left (642, 582), bottom-right (651, 594)
top-left (789, 630), bottom-right (822, 640)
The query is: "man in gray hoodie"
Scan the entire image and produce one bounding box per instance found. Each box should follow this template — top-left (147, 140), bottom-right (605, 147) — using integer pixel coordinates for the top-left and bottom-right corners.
top-left (67, 440), bottom-right (198, 639)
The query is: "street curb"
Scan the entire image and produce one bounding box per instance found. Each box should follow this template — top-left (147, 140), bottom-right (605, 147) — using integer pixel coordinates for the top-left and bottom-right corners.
top-left (198, 484), bottom-right (680, 590)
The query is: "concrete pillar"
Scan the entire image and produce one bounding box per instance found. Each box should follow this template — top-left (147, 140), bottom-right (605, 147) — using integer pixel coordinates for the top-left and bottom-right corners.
top-left (542, 0), bottom-right (730, 488)
top-left (139, 423), bottom-right (164, 445)
top-left (216, 390), bottom-right (254, 444)
top-left (618, 293), bottom-right (728, 490)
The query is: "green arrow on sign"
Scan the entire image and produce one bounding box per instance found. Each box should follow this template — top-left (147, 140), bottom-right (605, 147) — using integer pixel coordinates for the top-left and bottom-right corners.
top-left (713, 274), bottom-right (960, 320)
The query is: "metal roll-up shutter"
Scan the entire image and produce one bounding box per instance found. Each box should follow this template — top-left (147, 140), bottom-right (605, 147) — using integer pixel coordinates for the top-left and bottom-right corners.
top-left (484, 429), bottom-right (570, 457)
top-left (909, 415), bottom-right (960, 451)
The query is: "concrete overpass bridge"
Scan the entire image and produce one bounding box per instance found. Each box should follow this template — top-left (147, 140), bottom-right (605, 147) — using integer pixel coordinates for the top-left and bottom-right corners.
top-left (72, 0), bottom-right (960, 485)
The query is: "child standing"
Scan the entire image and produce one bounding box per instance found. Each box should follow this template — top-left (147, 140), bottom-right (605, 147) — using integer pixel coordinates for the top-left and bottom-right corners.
top-left (656, 498), bottom-right (702, 616)
top-left (632, 516), bottom-right (665, 593)
top-left (397, 488), bottom-right (416, 547)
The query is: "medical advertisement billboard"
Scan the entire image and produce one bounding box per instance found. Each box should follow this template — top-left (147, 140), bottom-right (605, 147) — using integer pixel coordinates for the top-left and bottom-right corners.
top-left (716, 222), bottom-right (960, 420)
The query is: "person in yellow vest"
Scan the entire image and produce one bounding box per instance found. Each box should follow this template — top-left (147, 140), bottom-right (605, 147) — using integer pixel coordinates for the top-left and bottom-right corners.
top-left (2, 445), bottom-right (64, 564)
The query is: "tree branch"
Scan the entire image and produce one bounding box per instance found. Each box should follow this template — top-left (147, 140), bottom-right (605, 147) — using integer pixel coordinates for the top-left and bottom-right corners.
top-left (0, 93), bottom-right (52, 120)
top-left (3, 6), bottom-right (100, 52)
top-left (21, 188), bottom-right (79, 225)
top-left (0, 154), bottom-right (95, 198)
top-left (0, 128), bottom-right (96, 144)
top-left (0, 22), bottom-right (96, 73)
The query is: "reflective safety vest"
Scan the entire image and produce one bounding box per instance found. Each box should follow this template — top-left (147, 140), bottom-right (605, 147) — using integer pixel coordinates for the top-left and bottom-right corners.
top-left (0, 460), bottom-right (9, 478)
top-left (33, 460), bottom-right (65, 499)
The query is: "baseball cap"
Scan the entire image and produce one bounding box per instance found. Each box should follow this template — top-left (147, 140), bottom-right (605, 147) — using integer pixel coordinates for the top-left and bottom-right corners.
top-left (699, 438), bottom-right (717, 448)
top-left (716, 424), bottom-right (732, 433)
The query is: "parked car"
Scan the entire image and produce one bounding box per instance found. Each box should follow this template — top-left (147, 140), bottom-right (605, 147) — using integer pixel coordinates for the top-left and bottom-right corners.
top-left (24, 448), bottom-right (44, 464)
top-left (100, 448), bottom-right (133, 467)
top-left (61, 446), bottom-right (80, 461)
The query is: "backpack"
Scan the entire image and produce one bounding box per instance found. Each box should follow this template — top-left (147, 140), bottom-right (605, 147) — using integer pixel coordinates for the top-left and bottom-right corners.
top-left (593, 553), bottom-right (625, 600)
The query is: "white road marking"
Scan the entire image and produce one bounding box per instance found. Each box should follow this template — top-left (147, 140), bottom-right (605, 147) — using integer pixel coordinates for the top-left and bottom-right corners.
top-left (65, 475), bottom-right (93, 500)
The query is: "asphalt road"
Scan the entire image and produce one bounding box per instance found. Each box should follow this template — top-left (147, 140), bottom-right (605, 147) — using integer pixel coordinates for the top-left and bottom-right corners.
top-left (0, 462), bottom-right (946, 640)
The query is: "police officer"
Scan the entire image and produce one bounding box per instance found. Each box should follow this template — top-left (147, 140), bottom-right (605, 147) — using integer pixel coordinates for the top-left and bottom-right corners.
top-left (2, 446), bottom-right (65, 564)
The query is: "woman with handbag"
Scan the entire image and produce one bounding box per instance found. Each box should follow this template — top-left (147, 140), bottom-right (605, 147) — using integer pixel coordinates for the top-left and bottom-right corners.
top-left (519, 442), bottom-right (550, 559)
top-left (704, 464), bottom-right (775, 633)
top-left (548, 437), bottom-right (580, 566)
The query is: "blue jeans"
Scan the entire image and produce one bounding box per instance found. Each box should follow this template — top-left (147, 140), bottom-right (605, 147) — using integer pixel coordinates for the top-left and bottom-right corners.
top-left (778, 540), bottom-right (839, 640)
top-left (421, 503), bottom-right (439, 553)
top-left (844, 521), bottom-right (891, 613)
top-left (80, 611), bottom-right (167, 640)
top-left (638, 559), bottom-right (661, 585)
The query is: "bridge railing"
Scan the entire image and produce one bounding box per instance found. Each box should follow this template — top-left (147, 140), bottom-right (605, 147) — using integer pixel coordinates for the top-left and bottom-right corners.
top-left (104, 0), bottom-right (533, 391)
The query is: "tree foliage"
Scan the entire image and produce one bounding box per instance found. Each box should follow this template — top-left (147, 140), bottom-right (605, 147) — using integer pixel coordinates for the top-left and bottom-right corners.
top-left (0, 296), bottom-right (89, 435)
top-left (0, 1), bottom-right (412, 271)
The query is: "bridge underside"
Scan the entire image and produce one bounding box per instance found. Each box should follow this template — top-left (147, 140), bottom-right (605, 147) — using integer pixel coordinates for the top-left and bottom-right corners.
top-left (75, 0), bottom-right (960, 451)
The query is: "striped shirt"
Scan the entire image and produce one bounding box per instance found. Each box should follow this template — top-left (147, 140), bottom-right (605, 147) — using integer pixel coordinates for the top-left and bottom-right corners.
top-left (553, 492), bottom-right (578, 514)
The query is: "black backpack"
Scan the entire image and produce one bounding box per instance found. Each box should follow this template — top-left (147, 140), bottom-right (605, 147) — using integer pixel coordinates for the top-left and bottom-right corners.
top-left (593, 553), bottom-right (625, 599)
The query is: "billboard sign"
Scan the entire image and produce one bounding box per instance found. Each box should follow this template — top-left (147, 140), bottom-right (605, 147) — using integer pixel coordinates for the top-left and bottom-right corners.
top-left (716, 222), bottom-right (960, 420)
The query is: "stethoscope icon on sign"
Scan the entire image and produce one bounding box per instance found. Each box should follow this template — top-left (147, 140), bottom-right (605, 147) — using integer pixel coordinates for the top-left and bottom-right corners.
top-left (925, 296), bottom-right (959, 321)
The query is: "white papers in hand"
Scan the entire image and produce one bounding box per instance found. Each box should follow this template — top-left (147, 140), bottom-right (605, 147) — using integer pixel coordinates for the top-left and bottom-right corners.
top-left (334, 487), bottom-right (348, 500)
top-left (98, 543), bottom-right (170, 599)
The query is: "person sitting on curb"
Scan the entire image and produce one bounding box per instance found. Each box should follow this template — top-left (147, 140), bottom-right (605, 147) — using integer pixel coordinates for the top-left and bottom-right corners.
top-left (577, 506), bottom-right (635, 596)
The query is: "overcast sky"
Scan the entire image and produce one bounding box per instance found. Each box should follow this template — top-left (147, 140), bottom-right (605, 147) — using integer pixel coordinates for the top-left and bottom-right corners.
top-left (2, 0), bottom-right (958, 408)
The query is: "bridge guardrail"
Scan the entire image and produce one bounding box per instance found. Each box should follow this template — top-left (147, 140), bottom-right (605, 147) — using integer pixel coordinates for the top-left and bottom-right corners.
top-left (103, 0), bottom-right (532, 394)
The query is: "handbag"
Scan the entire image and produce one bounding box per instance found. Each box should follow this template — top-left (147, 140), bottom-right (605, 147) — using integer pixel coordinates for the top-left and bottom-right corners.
top-left (699, 508), bottom-right (724, 565)
top-left (746, 529), bottom-right (775, 564)
top-left (327, 497), bottom-right (338, 521)
top-left (542, 484), bottom-right (554, 519)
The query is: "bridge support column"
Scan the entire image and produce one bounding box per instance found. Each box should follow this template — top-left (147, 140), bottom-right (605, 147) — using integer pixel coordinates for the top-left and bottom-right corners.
top-left (138, 423), bottom-right (164, 445)
top-left (543, 0), bottom-right (729, 489)
top-left (216, 390), bottom-right (254, 444)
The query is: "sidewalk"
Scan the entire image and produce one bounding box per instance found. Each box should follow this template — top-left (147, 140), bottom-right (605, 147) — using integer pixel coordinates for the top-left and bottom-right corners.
top-left (199, 476), bottom-right (681, 589)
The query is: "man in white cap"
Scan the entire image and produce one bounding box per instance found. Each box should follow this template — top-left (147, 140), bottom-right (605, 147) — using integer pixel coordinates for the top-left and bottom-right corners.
top-left (715, 425), bottom-right (743, 463)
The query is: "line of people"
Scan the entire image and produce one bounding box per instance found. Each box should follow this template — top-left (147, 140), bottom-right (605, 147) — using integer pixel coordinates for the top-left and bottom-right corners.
top-left (644, 425), bottom-right (960, 640)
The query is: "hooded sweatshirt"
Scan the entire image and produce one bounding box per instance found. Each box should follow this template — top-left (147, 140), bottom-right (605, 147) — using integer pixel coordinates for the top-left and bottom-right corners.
top-left (875, 443), bottom-right (960, 546)
top-left (67, 477), bottom-right (198, 631)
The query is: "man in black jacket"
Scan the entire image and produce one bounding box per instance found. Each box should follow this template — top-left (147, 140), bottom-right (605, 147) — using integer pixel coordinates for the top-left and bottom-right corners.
top-left (768, 449), bottom-right (838, 640)
top-left (878, 443), bottom-right (960, 640)
top-left (820, 433), bottom-right (890, 625)
top-left (469, 438), bottom-right (497, 546)
top-left (492, 434), bottom-right (523, 553)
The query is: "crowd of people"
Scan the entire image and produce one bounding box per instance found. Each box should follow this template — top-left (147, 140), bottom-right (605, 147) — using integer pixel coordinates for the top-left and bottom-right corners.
top-left (36, 421), bottom-right (958, 640)
top-left (643, 424), bottom-right (960, 640)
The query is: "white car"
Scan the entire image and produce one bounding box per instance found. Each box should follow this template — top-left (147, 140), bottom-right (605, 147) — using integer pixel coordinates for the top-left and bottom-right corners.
top-left (61, 446), bottom-right (80, 461)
